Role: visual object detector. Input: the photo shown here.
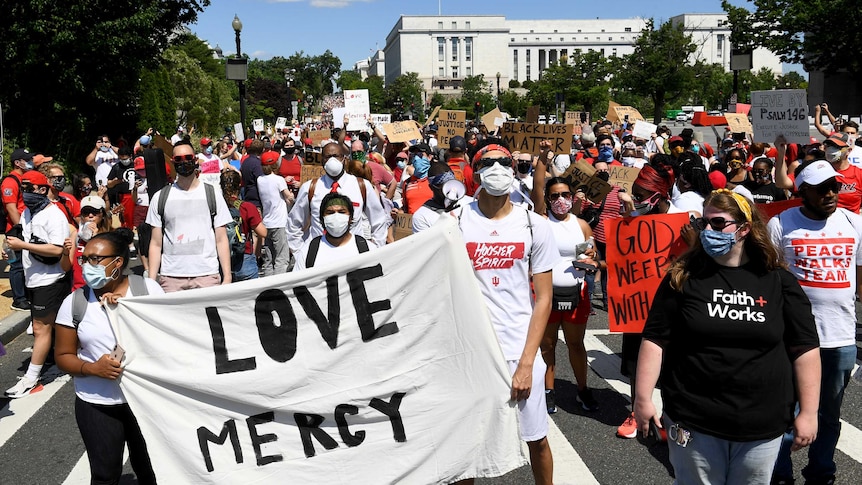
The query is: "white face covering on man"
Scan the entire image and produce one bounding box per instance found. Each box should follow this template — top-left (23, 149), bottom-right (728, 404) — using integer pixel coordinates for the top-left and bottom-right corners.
top-left (323, 212), bottom-right (350, 237)
top-left (479, 162), bottom-right (515, 197)
top-left (324, 157), bottom-right (344, 178)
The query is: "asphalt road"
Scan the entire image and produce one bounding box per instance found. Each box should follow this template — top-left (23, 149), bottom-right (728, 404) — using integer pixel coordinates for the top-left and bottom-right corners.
top-left (1, 290), bottom-right (860, 484)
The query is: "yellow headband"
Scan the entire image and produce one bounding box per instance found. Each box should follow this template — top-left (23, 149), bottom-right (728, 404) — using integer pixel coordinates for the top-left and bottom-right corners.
top-left (713, 188), bottom-right (752, 222)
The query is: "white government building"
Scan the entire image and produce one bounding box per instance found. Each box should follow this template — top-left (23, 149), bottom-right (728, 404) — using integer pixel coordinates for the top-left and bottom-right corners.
top-left (354, 13), bottom-right (782, 97)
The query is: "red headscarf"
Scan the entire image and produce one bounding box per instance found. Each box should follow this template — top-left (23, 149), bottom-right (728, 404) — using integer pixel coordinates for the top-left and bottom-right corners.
top-left (635, 164), bottom-right (674, 198)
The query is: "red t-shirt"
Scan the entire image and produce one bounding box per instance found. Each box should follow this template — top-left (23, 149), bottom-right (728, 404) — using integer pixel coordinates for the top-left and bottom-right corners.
top-left (1, 172), bottom-right (24, 231)
top-left (239, 201), bottom-right (262, 254)
top-left (368, 161), bottom-right (394, 193)
top-left (403, 177), bottom-right (433, 214)
top-left (277, 154), bottom-right (303, 180)
top-left (837, 164), bottom-right (862, 213)
top-left (54, 192), bottom-right (81, 225)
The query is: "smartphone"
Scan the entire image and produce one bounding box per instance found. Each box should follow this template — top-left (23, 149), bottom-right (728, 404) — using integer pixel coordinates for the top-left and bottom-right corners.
top-left (110, 343), bottom-right (126, 363)
top-left (571, 261), bottom-right (598, 273)
top-left (732, 132), bottom-right (745, 142)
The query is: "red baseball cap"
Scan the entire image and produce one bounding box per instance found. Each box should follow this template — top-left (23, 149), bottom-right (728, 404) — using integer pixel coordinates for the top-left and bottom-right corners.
top-left (261, 151), bottom-right (280, 166)
top-left (21, 170), bottom-right (50, 187)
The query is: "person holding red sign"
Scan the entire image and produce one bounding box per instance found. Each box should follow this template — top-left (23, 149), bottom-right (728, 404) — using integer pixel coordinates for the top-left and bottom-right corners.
top-left (634, 189), bottom-right (820, 485)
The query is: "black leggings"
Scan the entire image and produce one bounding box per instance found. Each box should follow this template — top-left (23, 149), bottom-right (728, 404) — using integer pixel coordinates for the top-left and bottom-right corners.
top-left (75, 397), bottom-right (157, 485)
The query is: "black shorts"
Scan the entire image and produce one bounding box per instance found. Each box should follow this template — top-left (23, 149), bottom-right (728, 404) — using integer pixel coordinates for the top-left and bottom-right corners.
top-left (620, 332), bottom-right (643, 379)
top-left (27, 272), bottom-right (71, 319)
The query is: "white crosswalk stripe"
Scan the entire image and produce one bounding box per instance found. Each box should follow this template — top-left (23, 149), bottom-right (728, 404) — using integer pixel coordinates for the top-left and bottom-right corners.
top-left (0, 373), bottom-right (71, 448)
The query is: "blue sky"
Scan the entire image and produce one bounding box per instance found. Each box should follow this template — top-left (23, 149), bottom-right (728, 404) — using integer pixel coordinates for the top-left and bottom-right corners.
top-left (191, 0), bottom-right (757, 68)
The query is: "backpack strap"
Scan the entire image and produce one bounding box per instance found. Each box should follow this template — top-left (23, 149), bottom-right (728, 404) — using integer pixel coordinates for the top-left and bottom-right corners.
top-left (127, 274), bottom-right (149, 297)
top-left (305, 235), bottom-right (323, 267)
top-left (359, 178), bottom-right (367, 208)
top-left (156, 184), bottom-right (172, 228)
top-left (355, 235), bottom-right (369, 253)
top-left (524, 207), bottom-right (534, 269)
top-left (71, 286), bottom-right (90, 329)
top-left (204, 183), bottom-right (216, 229)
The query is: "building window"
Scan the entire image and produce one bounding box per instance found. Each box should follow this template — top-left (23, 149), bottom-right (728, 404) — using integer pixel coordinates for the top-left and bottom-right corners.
top-left (513, 50), bottom-right (519, 81)
top-left (601, 29), bottom-right (605, 33)
top-left (625, 27), bottom-right (632, 32)
top-left (465, 21), bottom-right (470, 29)
top-left (530, 30), bottom-right (534, 33)
top-left (451, 38), bottom-right (459, 61)
top-left (438, 21), bottom-right (443, 29)
top-left (609, 36), bottom-right (613, 41)
top-left (466, 66), bottom-right (471, 76)
top-left (452, 21), bottom-right (456, 29)
top-left (561, 48), bottom-right (567, 60)
top-left (600, 48), bottom-right (605, 56)
top-left (526, 49), bottom-right (531, 81)
top-left (439, 67), bottom-right (444, 77)
top-left (438, 37), bottom-right (445, 62)
top-left (560, 37), bottom-right (564, 42)
top-left (465, 37), bottom-right (472, 61)
top-left (577, 29), bottom-right (582, 33)
top-left (452, 66), bottom-right (458, 78)
top-left (717, 34), bottom-right (725, 57)
top-left (612, 48), bottom-right (617, 57)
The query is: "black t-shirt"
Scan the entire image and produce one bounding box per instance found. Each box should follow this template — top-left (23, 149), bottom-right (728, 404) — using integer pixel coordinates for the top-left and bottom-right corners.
top-left (107, 162), bottom-right (136, 194)
top-left (742, 180), bottom-right (787, 204)
top-left (642, 261), bottom-right (819, 441)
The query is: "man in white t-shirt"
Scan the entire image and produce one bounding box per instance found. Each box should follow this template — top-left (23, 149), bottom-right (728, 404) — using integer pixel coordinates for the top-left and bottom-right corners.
top-left (4, 170), bottom-right (71, 398)
top-left (85, 134), bottom-right (119, 189)
top-left (457, 141), bottom-right (558, 485)
top-left (258, 150), bottom-right (294, 275)
top-left (146, 141), bottom-right (233, 292)
top-left (768, 160), bottom-right (862, 485)
top-left (286, 141), bottom-right (388, 252)
top-left (411, 162), bottom-right (472, 233)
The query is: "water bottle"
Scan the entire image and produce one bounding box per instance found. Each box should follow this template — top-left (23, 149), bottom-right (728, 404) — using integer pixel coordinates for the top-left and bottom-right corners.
top-left (3, 238), bottom-right (17, 263)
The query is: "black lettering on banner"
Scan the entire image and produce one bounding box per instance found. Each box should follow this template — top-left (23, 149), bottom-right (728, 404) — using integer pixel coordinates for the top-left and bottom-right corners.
top-left (369, 392), bottom-right (407, 442)
top-left (294, 276), bottom-right (341, 349)
top-left (346, 264), bottom-right (399, 341)
top-left (197, 419), bottom-right (243, 473)
top-left (206, 306), bottom-right (257, 375)
top-left (294, 413), bottom-right (339, 458)
top-left (247, 411), bottom-right (284, 466)
top-left (255, 289), bottom-right (298, 362)
top-left (335, 404), bottom-right (366, 447)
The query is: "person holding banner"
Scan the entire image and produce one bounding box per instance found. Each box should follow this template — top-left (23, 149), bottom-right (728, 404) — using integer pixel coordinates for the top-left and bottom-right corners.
top-left (536, 176), bottom-right (600, 414)
top-left (55, 228), bottom-right (161, 485)
top-left (458, 139), bottom-right (557, 485)
top-left (635, 189), bottom-right (820, 485)
top-left (292, 193), bottom-right (373, 271)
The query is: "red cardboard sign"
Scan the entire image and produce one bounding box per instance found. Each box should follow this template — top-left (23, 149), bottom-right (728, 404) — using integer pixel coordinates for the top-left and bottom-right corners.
top-left (755, 198), bottom-right (802, 222)
top-left (606, 213), bottom-right (690, 333)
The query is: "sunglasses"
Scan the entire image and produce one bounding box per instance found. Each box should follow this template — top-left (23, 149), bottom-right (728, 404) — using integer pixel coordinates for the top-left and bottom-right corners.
top-left (81, 207), bottom-right (103, 216)
top-left (549, 192), bottom-right (573, 200)
top-left (476, 157), bottom-right (513, 169)
top-left (693, 217), bottom-right (740, 231)
top-left (172, 154), bottom-right (197, 163)
top-left (78, 254), bottom-right (119, 265)
top-left (808, 181), bottom-right (841, 196)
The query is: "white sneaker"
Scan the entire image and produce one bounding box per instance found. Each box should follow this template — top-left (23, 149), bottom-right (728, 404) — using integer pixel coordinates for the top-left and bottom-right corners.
top-left (26, 321), bottom-right (33, 335)
top-left (5, 376), bottom-right (41, 398)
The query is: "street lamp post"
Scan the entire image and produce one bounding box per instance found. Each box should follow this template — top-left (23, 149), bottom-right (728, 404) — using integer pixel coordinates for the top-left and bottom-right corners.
top-left (496, 72), bottom-right (501, 110)
top-left (284, 68), bottom-right (296, 121)
top-left (230, 15), bottom-right (247, 130)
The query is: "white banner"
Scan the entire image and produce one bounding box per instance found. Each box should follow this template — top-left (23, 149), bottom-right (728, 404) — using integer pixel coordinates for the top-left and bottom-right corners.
top-left (344, 89), bottom-right (371, 131)
top-left (751, 89), bottom-right (809, 144)
top-left (631, 120), bottom-right (657, 140)
top-left (110, 218), bottom-right (525, 484)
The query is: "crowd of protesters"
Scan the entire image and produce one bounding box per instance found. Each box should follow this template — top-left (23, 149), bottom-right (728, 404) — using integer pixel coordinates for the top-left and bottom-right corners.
top-left (2, 105), bottom-right (862, 485)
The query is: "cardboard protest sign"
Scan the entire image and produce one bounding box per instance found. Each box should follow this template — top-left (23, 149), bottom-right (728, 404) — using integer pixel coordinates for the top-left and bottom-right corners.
top-left (606, 213), bottom-right (690, 333)
top-left (252, 119), bottom-right (264, 133)
top-left (308, 129), bottom-right (332, 147)
top-left (526, 106), bottom-right (540, 124)
top-left (725, 113), bottom-right (753, 137)
top-left (383, 120), bottom-right (423, 144)
top-left (424, 106), bottom-right (441, 127)
top-left (564, 111), bottom-right (579, 125)
top-left (370, 113), bottom-right (391, 130)
top-left (275, 117), bottom-right (287, 130)
top-left (605, 100), bottom-right (621, 122)
top-left (631, 120), bottom-right (657, 140)
top-left (437, 110), bottom-right (467, 146)
top-left (607, 165), bottom-right (640, 192)
top-left (482, 108), bottom-right (503, 132)
top-left (152, 134), bottom-right (174, 165)
top-left (344, 89), bottom-right (371, 131)
top-left (300, 164), bottom-right (326, 184)
top-left (500, 122), bottom-right (574, 156)
top-left (612, 106), bottom-right (645, 123)
top-left (559, 160), bottom-right (612, 204)
top-left (393, 213), bottom-right (413, 240)
top-left (755, 198), bottom-right (802, 222)
top-left (750, 89), bottom-right (809, 144)
top-left (111, 219), bottom-right (525, 483)
top-left (233, 123), bottom-right (245, 142)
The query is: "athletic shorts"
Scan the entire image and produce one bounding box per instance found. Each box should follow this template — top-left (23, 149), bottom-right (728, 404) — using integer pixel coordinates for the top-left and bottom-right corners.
top-left (620, 332), bottom-right (642, 378)
top-left (27, 272), bottom-right (71, 319)
top-left (548, 284), bottom-right (591, 325)
top-left (508, 354), bottom-right (549, 442)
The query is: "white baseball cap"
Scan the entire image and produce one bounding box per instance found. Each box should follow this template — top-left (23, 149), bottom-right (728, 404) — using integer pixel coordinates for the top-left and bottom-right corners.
top-left (795, 160), bottom-right (840, 190)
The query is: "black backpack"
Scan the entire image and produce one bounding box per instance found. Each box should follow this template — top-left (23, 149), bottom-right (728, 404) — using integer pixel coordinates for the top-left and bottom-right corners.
top-left (72, 274), bottom-right (149, 327)
top-left (305, 235), bottom-right (369, 267)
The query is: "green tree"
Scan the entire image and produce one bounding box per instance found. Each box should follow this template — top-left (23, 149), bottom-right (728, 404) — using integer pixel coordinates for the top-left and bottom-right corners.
top-left (0, 0), bottom-right (209, 165)
top-left (621, 19), bottom-right (697, 123)
top-left (386, 72), bottom-right (424, 120)
top-left (458, 75), bottom-right (495, 116)
top-left (528, 51), bottom-right (614, 115)
top-left (337, 72), bottom-right (386, 113)
top-left (137, 65), bottom-right (176, 134)
top-left (777, 71), bottom-right (808, 90)
top-left (737, 67), bottom-right (779, 102)
top-left (499, 90), bottom-right (528, 119)
top-left (686, 62), bottom-right (733, 110)
top-left (162, 46), bottom-right (235, 135)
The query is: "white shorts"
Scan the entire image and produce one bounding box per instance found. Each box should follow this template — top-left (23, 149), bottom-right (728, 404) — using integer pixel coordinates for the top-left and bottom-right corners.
top-left (508, 354), bottom-right (549, 442)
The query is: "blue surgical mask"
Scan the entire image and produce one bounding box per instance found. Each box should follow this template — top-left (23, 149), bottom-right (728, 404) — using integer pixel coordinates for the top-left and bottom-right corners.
top-left (205, 146), bottom-right (213, 155)
top-left (396, 160), bottom-right (406, 170)
top-left (82, 259), bottom-right (120, 289)
top-left (598, 145), bottom-right (614, 162)
top-left (692, 144), bottom-right (701, 154)
top-left (413, 155), bottom-right (431, 179)
top-left (700, 229), bottom-right (738, 258)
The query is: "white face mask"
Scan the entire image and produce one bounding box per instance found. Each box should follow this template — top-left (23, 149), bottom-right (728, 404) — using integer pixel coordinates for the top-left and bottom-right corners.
top-left (324, 157), bottom-right (344, 178)
top-left (478, 162), bottom-right (515, 197)
top-left (826, 146), bottom-right (844, 163)
top-left (323, 212), bottom-right (350, 237)
top-left (622, 157), bottom-right (638, 167)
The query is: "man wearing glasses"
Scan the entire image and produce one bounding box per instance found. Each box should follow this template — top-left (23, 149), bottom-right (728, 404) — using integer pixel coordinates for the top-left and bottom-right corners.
top-left (4, 170), bottom-right (70, 398)
top-left (456, 140), bottom-right (557, 485)
top-left (146, 140), bottom-right (233, 291)
top-left (768, 160), bottom-right (862, 485)
top-left (85, 135), bottom-right (119, 189)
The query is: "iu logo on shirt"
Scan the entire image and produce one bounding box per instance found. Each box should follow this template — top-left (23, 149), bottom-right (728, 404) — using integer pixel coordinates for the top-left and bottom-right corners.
top-left (466, 242), bottom-right (526, 270)
top-left (491, 276), bottom-right (500, 287)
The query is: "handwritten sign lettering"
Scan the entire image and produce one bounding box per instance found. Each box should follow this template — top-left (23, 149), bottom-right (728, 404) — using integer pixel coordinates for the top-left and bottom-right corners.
top-left (307, 130), bottom-right (332, 147)
top-left (750, 89), bottom-right (809, 144)
top-left (438, 110), bottom-right (467, 146)
top-left (607, 165), bottom-right (640, 193)
top-left (393, 213), bottom-right (413, 240)
top-left (500, 122), bottom-right (574, 156)
top-left (725, 113), bottom-right (753, 137)
top-left (560, 160), bottom-right (611, 203)
top-left (383, 121), bottom-right (423, 144)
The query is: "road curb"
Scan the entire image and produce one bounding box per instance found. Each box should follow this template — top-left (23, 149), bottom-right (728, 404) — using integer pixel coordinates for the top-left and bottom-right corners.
top-left (0, 310), bottom-right (30, 345)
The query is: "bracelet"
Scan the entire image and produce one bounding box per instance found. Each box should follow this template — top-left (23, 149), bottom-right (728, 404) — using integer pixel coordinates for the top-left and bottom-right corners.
top-left (79, 362), bottom-right (87, 376)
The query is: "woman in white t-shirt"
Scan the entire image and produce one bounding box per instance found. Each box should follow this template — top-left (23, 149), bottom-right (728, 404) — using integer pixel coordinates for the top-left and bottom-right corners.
top-left (55, 228), bottom-right (162, 484)
top-left (293, 193), bottom-right (373, 271)
top-left (536, 177), bottom-right (600, 415)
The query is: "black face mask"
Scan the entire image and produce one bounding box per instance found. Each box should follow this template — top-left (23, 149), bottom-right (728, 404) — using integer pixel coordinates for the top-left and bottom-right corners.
top-left (517, 161), bottom-right (532, 174)
top-left (596, 171), bottom-right (610, 182)
top-left (284, 147), bottom-right (296, 155)
top-left (175, 160), bottom-right (197, 177)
